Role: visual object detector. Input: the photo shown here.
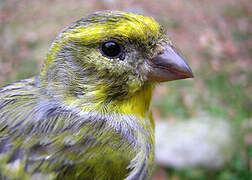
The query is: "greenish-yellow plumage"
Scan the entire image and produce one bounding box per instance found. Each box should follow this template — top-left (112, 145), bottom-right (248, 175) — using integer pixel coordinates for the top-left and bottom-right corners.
top-left (0, 11), bottom-right (193, 180)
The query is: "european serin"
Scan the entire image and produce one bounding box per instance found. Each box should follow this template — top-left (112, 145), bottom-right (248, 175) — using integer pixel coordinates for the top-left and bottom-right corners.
top-left (0, 11), bottom-right (193, 180)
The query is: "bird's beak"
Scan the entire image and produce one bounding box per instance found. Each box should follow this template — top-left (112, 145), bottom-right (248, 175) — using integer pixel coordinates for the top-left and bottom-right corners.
top-left (147, 44), bottom-right (194, 82)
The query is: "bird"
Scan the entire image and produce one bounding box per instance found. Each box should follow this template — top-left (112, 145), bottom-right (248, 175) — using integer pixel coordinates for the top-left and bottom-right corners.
top-left (0, 11), bottom-right (193, 180)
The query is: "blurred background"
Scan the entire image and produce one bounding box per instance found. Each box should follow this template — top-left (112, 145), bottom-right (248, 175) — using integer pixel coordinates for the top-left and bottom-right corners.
top-left (0, 0), bottom-right (251, 179)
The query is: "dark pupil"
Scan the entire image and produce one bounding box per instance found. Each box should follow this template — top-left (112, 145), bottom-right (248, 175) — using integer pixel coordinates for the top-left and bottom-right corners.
top-left (102, 41), bottom-right (121, 58)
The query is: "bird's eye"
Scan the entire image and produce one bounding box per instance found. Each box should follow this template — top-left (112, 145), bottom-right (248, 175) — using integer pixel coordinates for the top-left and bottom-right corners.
top-left (100, 41), bottom-right (124, 59)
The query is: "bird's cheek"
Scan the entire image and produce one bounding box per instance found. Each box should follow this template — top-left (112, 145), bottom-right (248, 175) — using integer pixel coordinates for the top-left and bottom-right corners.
top-left (127, 77), bottom-right (142, 94)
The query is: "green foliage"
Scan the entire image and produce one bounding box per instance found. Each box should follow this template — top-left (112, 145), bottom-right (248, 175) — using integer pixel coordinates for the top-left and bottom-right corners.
top-left (16, 59), bottom-right (38, 80)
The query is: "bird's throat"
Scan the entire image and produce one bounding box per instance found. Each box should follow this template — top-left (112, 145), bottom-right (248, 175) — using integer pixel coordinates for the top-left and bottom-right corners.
top-left (111, 83), bottom-right (154, 119)
top-left (62, 83), bottom-right (154, 120)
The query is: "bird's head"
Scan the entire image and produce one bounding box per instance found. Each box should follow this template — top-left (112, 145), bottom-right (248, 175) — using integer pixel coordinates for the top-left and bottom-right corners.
top-left (39, 11), bottom-right (193, 116)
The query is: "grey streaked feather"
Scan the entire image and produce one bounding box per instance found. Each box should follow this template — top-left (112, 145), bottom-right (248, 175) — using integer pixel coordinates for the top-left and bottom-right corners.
top-left (0, 77), bottom-right (153, 179)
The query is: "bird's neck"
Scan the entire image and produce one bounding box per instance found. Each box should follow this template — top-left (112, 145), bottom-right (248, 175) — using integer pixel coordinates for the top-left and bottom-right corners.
top-left (61, 83), bottom-right (154, 120)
